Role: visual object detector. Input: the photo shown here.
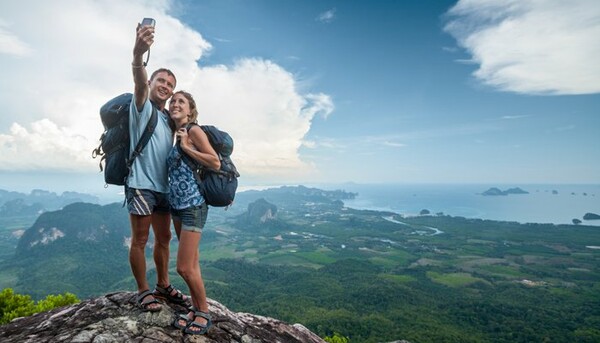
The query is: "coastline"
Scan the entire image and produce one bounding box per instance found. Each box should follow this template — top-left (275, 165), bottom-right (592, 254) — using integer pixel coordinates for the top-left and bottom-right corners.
top-left (331, 183), bottom-right (600, 227)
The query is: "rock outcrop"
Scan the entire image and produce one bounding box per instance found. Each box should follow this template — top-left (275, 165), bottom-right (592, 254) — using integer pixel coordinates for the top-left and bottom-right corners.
top-left (0, 292), bottom-right (325, 343)
top-left (246, 199), bottom-right (278, 223)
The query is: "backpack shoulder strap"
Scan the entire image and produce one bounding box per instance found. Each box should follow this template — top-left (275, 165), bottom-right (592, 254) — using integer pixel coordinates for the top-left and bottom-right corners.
top-left (178, 122), bottom-right (200, 167)
top-left (176, 139), bottom-right (204, 185)
top-left (125, 105), bottom-right (158, 178)
top-left (177, 140), bottom-right (196, 167)
top-left (185, 122), bottom-right (199, 132)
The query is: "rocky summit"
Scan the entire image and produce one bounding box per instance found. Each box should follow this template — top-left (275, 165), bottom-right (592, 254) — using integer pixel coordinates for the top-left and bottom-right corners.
top-left (0, 292), bottom-right (325, 343)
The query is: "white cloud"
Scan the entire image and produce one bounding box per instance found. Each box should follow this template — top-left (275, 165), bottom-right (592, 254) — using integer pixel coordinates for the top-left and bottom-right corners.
top-left (302, 138), bottom-right (345, 151)
top-left (444, 0), bottom-right (600, 95)
top-left (383, 141), bottom-right (406, 148)
top-left (500, 115), bottom-right (530, 120)
top-left (183, 58), bottom-right (333, 176)
top-left (0, 0), bottom-right (332, 181)
top-left (317, 9), bottom-right (337, 23)
top-left (0, 120), bottom-right (90, 170)
top-left (0, 20), bottom-right (33, 56)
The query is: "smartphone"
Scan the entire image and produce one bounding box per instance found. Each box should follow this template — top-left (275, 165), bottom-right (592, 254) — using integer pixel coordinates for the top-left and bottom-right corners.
top-left (141, 18), bottom-right (155, 27)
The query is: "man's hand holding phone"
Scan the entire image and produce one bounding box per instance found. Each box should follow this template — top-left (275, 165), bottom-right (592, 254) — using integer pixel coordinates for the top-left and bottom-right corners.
top-left (134, 18), bottom-right (156, 61)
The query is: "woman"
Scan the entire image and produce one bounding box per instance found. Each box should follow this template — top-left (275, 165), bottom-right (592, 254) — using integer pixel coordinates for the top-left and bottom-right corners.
top-left (167, 91), bottom-right (220, 335)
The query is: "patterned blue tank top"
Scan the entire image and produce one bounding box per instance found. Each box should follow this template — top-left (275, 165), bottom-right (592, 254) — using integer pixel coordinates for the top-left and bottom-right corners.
top-left (167, 145), bottom-right (204, 210)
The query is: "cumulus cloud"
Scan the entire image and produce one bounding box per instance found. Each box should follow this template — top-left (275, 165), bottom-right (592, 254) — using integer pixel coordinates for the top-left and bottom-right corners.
top-left (444, 0), bottom-right (600, 95)
top-left (0, 120), bottom-right (90, 170)
top-left (185, 58), bottom-right (333, 176)
top-left (0, 0), bottom-right (332, 180)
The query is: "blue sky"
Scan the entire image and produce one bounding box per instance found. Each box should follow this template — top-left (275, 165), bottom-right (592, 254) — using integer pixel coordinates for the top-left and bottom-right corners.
top-left (0, 0), bottom-right (599, 197)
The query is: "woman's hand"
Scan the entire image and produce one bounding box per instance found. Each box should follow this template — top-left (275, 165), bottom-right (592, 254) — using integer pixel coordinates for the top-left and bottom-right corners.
top-left (177, 128), bottom-right (194, 151)
top-left (176, 127), bottom-right (188, 140)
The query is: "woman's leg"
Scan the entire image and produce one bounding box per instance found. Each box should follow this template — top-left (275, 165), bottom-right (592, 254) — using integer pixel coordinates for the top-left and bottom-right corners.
top-left (176, 230), bottom-right (209, 329)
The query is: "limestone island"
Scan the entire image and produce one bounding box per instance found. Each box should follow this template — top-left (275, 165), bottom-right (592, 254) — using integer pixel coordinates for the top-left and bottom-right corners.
top-left (583, 213), bottom-right (600, 220)
top-left (481, 187), bottom-right (529, 196)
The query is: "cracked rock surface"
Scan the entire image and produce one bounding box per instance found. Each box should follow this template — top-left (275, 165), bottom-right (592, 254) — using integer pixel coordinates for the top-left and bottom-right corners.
top-left (0, 292), bottom-right (325, 343)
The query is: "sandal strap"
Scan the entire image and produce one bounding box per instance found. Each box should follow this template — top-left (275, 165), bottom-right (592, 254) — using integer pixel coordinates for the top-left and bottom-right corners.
top-left (193, 310), bottom-right (211, 321)
top-left (173, 313), bottom-right (192, 330)
top-left (184, 315), bottom-right (212, 335)
top-left (136, 289), bottom-right (160, 310)
top-left (156, 284), bottom-right (185, 300)
top-left (137, 289), bottom-right (155, 303)
top-left (187, 320), bottom-right (209, 329)
top-left (184, 322), bottom-right (208, 335)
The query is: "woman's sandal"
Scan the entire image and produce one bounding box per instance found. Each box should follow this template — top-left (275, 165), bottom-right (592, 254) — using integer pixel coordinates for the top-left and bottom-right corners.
top-left (153, 284), bottom-right (191, 306)
top-left (183, 310), bottom-right (212, 335)
top-left (172, 306), bottom-right (195, 330)
top-left (136, 289), bottom-right (162, 312)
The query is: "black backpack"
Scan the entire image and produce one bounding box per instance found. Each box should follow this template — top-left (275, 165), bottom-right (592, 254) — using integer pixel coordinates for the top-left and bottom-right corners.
top-left (178, 124), bottom-right (240, 207)
top-left (92, 93), bottom-right (157, 186)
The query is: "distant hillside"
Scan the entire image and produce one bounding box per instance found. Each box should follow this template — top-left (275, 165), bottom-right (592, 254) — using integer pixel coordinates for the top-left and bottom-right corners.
top-left (12, 202), bottom-right (131, 299)
top-left (6, 186), bottom-right (356, 299)
top-left (0, 189), bottom-right (99, 216)
top-left (238, 185), bottom-right (355, 207)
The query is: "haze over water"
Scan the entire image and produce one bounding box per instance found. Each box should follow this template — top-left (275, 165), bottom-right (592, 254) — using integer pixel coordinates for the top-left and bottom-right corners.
top-left (325, 184), bottom-right (600, 227)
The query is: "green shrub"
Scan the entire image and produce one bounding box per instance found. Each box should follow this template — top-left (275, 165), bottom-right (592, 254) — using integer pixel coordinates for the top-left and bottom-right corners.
top-left (324, 332), bottom-right (350, 343)
top-left (0, 288), bottom-right (79, 324)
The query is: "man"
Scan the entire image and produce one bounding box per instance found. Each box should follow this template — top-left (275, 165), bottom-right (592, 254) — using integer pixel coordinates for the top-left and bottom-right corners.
top-left (128, 20), bottom-right (188, 311)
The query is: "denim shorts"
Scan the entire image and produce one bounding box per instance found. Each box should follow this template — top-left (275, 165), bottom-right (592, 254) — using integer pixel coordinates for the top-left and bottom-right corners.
top-left (171, 202), bottom-right (208, 233)
top-left (126, 187), bottom-right (170, 216)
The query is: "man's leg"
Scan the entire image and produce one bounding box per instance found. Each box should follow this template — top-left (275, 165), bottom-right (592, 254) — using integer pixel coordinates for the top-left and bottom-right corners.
top-left (152, 211), bottom-right (172, 288)
top-left (129, 214), bottom-right (152, 292)
top-left (127, 188), bottom-right (162, 311)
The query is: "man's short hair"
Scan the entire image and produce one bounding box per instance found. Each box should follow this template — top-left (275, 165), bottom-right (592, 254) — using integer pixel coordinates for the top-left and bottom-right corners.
top-left (150, 68), bottom-right (177, 87)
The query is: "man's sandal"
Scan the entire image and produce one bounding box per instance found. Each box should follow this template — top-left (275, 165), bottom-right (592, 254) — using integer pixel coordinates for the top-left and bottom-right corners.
top-left (183, 310), bottom-right (212, 335)
top-left (153, 284), bottom-right (191, 306)
top-left (136, 289), bottom-right (162, 312)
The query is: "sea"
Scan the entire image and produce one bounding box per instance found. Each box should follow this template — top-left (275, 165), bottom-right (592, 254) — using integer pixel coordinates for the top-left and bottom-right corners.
top-left (312, 183), bottom-right (600, 227)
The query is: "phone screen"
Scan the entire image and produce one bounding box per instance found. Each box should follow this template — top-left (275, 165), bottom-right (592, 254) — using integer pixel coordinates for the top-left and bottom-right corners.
top-left (141, 18), bottom-right (155, 27)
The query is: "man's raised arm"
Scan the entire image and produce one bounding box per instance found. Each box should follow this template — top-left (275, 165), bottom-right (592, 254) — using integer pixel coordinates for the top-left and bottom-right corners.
top-left (131, 23), bottom-right (154, 111)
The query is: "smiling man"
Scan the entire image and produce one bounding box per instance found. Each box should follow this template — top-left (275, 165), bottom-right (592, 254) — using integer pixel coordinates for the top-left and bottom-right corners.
top-left (126, 20), bottom-right (189, 312)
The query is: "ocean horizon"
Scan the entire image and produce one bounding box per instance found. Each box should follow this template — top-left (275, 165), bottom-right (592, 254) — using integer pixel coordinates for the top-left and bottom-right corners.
top-left (311, 183), bottom-right (600, 227)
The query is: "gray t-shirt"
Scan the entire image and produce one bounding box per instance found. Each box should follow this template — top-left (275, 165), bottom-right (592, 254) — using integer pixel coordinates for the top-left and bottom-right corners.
top-left (127, 99), bottom-right (173, 193)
